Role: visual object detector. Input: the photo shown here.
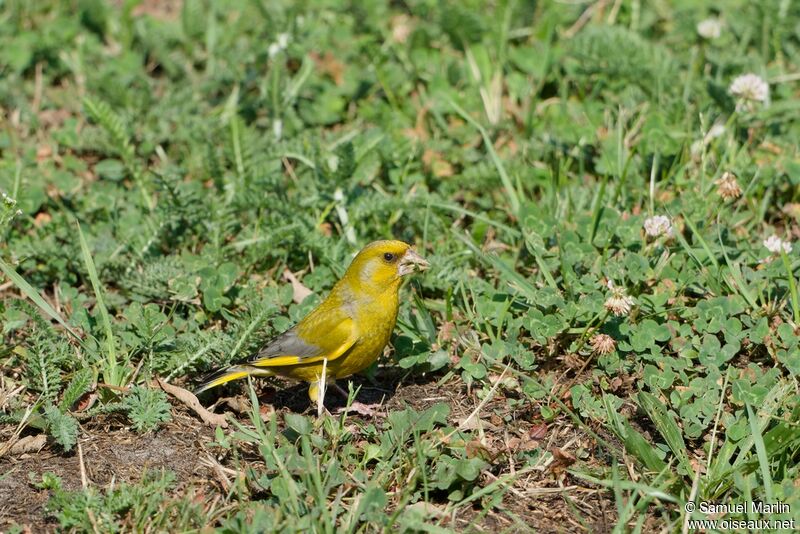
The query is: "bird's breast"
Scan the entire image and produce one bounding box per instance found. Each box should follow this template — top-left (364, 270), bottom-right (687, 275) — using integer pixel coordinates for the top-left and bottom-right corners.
top-left (332, 292), bottom-right (399, 378)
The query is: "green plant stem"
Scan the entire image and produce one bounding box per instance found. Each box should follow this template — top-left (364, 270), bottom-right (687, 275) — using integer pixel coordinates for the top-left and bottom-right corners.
top-left (780, 251), bottom-right (800, 324)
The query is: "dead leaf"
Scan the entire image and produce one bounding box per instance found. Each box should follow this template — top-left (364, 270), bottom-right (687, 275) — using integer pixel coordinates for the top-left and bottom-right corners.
top-left (422, 149), bottom-right (454, 178)
top-left (549, 447), bottom-right (576, 475)
top-left (259, 404), bottom-right (275, 422)
top-left (456, 415), bottom-right (499, 432)
top-left (310, 51), bottom-right (345, 85)
top-left (74, 391), bottom-right (97, 412)
top-left (528, 423), bottom-right (548, 440)
top-left (334, 401), bottom-right (385, 417)
top-left (220, 396), bottom-right (249, 414)
top-left (36, 145), bottom-right (53, 162)
top-left (782, 203), bottom-right (800, 219)
top-left (465, 439), bottom-right (495, 461)
top-left (155, 378), bottom-right (229, 428)
top-left (131, 0), bottom-right (181, 20)
top-left (690, 457), bottom-right (706, 475)
top-left (1, 434), bottom-right (47, 457)
top-left (758, 140), bottom-right (782, 155)
top-left (34, 212), bottom-right (52, 227)
top-left (438, 321), bottom-right (456, 344)
top-left (38, 108), bottom-right (71, 128)
top-left (283, 269), bottom-right (312, 304)
top-left (507, 435), bottom-right (538, 453)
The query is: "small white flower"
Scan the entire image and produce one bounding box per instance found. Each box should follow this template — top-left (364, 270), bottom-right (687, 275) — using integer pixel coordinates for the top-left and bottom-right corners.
top-left (1, 191), bottom-right (16, 206)
top-left (644, 215), bottom-right (673, 238)
top-left (690, 139), bottom-right (703, 157)
top-left (268, 33), bottom-right (290, 58)
top-left (706, 123), bottom-right (725, 140)
top-left (729, 74), bottom-right (769, 110)
top-left (604, 282), bottom-right (635, 317)
top-left (15, 209), bottom-right (22, 216)
top-left (391, 14), bottom-right (413, 43)
top-left (763, 235), bottom-right (792, 255)
top-left (272, 119), bottom-right (283, 140)
top-left (277, 33), bottom-right (290, 49)
top-left (697, 18), bottom-right (722, 39)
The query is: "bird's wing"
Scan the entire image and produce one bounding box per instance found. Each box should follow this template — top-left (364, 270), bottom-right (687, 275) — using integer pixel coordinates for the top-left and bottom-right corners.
top-left (247, 307), bottom-right (357, 368)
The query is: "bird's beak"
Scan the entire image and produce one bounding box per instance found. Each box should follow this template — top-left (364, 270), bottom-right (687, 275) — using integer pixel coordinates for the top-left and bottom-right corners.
top-left (398, 248), bottom-right (429, 276)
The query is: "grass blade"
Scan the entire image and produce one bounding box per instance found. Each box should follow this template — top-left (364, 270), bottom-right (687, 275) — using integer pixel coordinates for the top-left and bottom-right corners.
top-left (455, 231), bottom-right (538, 300)
top-left (0, 257), bottom-right (82, 343)
top-left (780, 251), bottom-right (800, 324)
top-left (681, 213), bottom-right (720, 269)
top-left (745, 402), bottom-right (774, 502)
top-left (638, 391), bottom-right (693, 477)
top-left (445, 97), bottom-right (521, 216)
top-left (77, 222), bottom-right (124, 386)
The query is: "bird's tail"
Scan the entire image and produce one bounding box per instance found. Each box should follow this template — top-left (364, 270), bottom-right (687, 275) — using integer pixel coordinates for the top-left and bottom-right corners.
top-left (194, 364), bottom-right (274, 395)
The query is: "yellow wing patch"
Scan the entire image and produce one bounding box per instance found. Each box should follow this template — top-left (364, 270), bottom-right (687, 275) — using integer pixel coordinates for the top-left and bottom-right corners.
top-left (249, 311), bottom-right (358, 369)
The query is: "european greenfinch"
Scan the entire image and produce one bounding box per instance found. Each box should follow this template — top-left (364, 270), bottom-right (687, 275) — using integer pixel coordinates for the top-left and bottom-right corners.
top-left (195, 240), bottom-right (428, 405)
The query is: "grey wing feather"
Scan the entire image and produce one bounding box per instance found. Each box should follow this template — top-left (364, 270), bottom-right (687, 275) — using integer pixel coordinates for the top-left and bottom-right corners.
top-left (247, 328), bottom-right (321, 362)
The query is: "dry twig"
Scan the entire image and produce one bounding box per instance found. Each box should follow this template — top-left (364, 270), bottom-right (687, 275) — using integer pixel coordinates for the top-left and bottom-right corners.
top-left (155, 378), bottom-right (229, 428)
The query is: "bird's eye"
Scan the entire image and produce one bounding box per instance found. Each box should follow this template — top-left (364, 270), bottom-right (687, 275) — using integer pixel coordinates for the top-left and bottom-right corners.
top-left (383, 252), bottom-right (396, 262)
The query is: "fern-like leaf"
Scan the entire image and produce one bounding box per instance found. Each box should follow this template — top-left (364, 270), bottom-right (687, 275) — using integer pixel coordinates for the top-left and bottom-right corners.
top-left (24, 331), bottom-right (69, 402)
top-left (123, 385), bottom-right (172, 433)
top-left (44, 404), bottom-right (79, 451)
top-left (83, 96), bottom-right (153, 209)
top-left (60, 368), bottom-right (95, 412)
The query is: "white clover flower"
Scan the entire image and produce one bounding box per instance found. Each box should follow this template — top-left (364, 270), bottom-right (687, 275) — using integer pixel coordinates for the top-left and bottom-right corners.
top-left (268, 43), bottom-right (281, 57)
top-left (729, 74), bottom-right (769, 111)
top-left (604, 281), bottom-right (635, 317)
top-left (644, 215), bottom-right (673, 238)
top-left (590, 334), bottom-right (616, 355)
top-left (763, 235), bottom-right (792, 255)
top-left (697, 18), bottom-right (722, 39)
top-left (715, 171), bottom-right (742, 200)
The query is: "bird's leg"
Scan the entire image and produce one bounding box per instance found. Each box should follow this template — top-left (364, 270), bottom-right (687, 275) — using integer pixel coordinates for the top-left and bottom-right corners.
top-left (315, 359), bottom-right (329, 417)
top-left (330, 383), bottom-right (350, 398)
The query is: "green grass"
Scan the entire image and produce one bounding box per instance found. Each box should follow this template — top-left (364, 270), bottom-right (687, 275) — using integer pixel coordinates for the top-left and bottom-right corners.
top-left (1, 0), bottom-right (799, 532)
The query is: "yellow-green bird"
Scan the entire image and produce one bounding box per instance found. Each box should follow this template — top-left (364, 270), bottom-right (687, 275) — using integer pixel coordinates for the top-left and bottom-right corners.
top-left (195, 240), bottom-right (428, 404)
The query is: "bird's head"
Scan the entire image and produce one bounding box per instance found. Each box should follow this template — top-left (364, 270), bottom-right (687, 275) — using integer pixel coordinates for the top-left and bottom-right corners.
top-left (345, 240), bottom-right (428, 293)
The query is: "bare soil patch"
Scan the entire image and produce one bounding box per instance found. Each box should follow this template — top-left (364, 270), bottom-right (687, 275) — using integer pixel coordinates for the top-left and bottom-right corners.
top-left (0, 411), bottom-right (215, 532)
